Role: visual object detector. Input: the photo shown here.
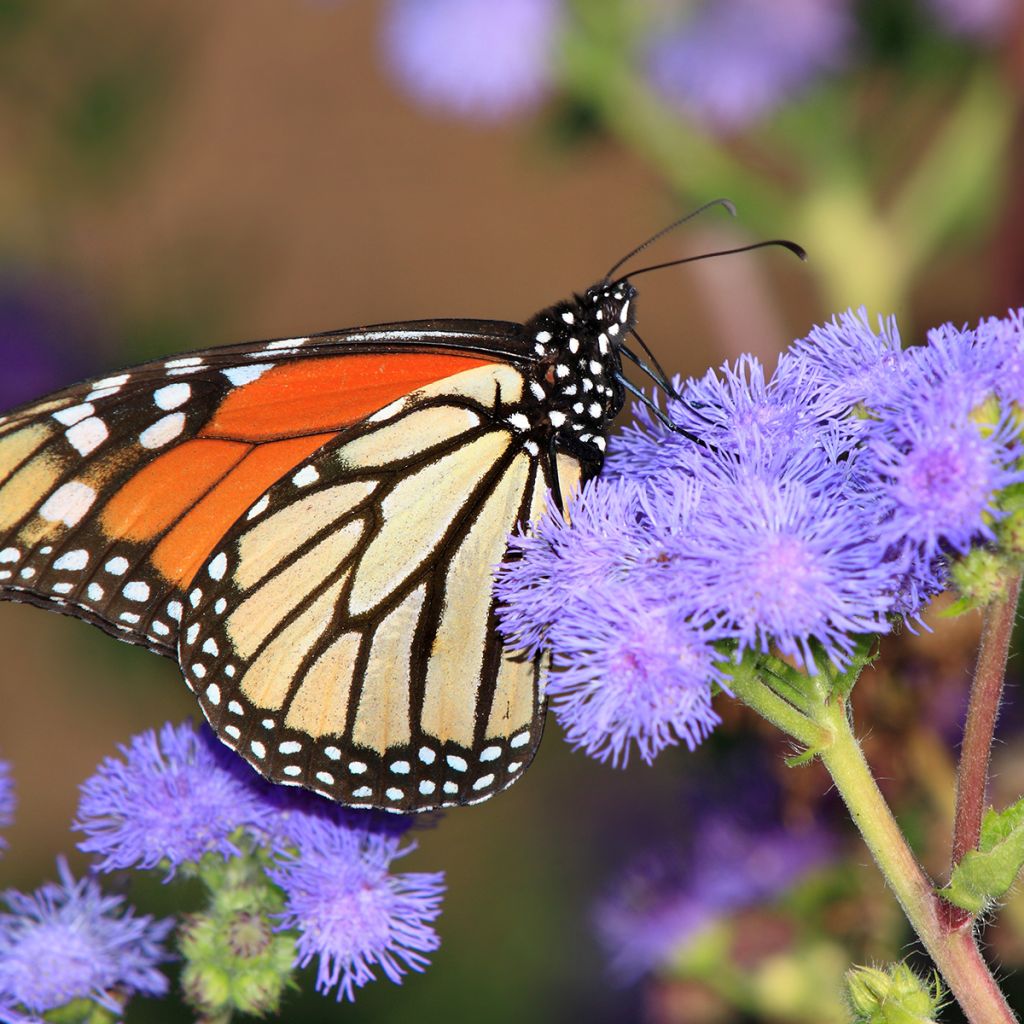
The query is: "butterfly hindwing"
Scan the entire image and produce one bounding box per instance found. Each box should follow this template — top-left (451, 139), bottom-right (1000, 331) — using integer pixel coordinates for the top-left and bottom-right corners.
top-left (178, 366), bottom-right (583, 811)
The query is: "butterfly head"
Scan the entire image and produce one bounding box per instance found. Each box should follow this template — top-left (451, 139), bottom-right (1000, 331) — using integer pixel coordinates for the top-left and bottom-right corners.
top-left (519, 281), bottom-right (639, 462)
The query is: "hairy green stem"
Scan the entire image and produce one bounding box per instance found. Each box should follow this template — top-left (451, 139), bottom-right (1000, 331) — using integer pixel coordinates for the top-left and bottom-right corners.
top-left (814, 698), bottom-right (1017, 1024)
top-left (952, 572), bottom-right (1023, 872)
top-left (727, 658), bottom-right (828, 750)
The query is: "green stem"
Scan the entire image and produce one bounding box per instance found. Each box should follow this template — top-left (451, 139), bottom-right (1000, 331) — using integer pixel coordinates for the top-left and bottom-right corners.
top-left (951, 572), bottom-right (1023, 871)
top-left (727, 658), bottom-right (828, 749)
top-left (814, 698), bottom-right (1016, 1024)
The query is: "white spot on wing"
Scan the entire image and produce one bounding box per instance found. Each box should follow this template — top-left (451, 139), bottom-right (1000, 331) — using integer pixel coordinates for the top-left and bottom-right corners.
top-left (139, 413), bottom-right (186, 449)
top-left (208, 552), bottom-right (227, 580)
top-left (53, 403), bottom-right (95, 426)
top-left (223, 364), bottom-right (274, 386)
top-left (53, 549), bottom-right (88, 571)
top-left (292, 466), bottom-right (319, 488)
top-left (39, 482), bottom-right (97, 527)
top-left (105, 556), bottom-right (129, 575)
top-left (123, 581), bottom-right (150, 602)
top-left (66, 417), bottom-right (108, 456)
top-left (153, 383), bottom-right (191, 410)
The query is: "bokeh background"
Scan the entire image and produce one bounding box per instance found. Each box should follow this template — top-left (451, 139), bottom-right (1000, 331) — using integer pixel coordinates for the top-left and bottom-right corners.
top-left (1, 2), bottom-right (1023, 1021)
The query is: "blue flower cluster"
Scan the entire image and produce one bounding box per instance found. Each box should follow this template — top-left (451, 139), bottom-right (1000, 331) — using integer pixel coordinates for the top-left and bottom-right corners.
top-left (496, 308), bottom-right (1024, 765)
top-left (0, 858), bottom-right (172, 1022)
top-left (75, 722), bottom-right (445, 1005)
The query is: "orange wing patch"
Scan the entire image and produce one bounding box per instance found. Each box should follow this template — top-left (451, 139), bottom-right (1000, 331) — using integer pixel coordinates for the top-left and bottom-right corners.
top-left (151, 433), bottom-right (335, 585)
top-left (202, 353), bottom-right (494, 442)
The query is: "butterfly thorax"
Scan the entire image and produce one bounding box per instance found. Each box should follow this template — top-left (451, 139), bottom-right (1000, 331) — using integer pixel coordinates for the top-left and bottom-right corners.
top-left (514, 280), bottom-right (637, 464)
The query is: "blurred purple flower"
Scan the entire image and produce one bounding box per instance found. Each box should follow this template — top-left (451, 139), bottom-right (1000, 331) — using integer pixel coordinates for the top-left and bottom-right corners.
top-left (647, 0), bottom-right (854, 131)
top-left (597, 762), bottom-right (836, 977)
top-left (0, 760), bottom-right (13, 855)
top-left (268, 814), bottom-right (444, 1002)
top-left (383, 0), bottom-right (562, 119)
top-left (0, 277), bottom-right (97, 410)
top-left (0, 858), bottom-right (172, 1018)
top-left (75, 721), bottom-right (276, 876)
top-left (925, 0), bottom-right (1018, 39)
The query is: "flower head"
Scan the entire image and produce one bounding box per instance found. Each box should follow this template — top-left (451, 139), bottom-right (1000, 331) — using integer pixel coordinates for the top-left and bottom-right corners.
top-left (76, 721), bottom-right (276, 876)
top-left (547, 593), bottom-right (728, 766)
top-left (382, 0), bottom-right (562, 119)
top-left (647, 0), bottom-right (853, 130)
top-left (977, 307), bottom-right (1024, 408)
top-left (684, 451), bottom-right (900, 669)
top-left (780, 307), bottom-right (907, 414)
top-left (0, 858), bottom-right (171, 1017)
top-left (269, 814), bottom-right (445, 1002)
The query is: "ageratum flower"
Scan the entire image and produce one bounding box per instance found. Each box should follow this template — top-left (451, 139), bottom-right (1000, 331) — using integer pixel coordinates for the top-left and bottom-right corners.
top-left (0, 859), bottom-right (171, 1018)
top-left (977, 307), bottom-right (1024, 408)
top-left (780, 307), bottom-right (907, 414)
top-left (683, 450), bottom-right (900, 669)
top-left (382, 0), bottom-right (562, 118)
top-left (647, 0), bottom-right (853, 130)
top-left (268, 813), bottom-right (445, 1002)
top-left (546, 593), bottom-right (728, 766)
top-left (496, 475), bottom-right (656, 655)
top-left (76, 721), bottom-right (276, 876)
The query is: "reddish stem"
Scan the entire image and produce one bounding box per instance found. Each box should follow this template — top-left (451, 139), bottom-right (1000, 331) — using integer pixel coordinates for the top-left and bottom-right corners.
top-left (951, 572), bottom-right (1023, 873)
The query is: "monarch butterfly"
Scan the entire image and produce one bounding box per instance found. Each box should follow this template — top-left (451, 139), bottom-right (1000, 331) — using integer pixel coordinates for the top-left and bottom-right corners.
top-left (0, 204), bottom-right (802, 812)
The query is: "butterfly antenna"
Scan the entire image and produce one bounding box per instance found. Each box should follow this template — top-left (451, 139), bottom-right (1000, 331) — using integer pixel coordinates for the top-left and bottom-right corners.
top-left (615, 373), bottom-right (704, 444)
top-left (625, 327), bottom-right (679, 397)
top-left (603, 198), bottom-right (737, 282)
top-left (619, 343), bottom-right (671, 393)
top-left (611, 238), bottom-right (806, 288)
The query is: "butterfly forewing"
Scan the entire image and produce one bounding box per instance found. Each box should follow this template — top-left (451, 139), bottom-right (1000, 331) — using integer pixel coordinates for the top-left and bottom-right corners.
top-left (178, 363), bottom-right (583, 811)
top-left (0, 328), bottom-right (519, 657)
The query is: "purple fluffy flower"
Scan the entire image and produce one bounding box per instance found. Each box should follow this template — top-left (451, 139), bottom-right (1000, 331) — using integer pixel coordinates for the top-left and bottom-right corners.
top-left (547, 593), bottom-right (728, 766)
top-left (75, 721), bottom-right (276, 876)
top-left (780, 307), bottom-right (908, 414)
top-left (0, 858), bottom-right (172, 1017)
top-left (496, 476), bottom-right (655, 655)
top-left (268, 814), bottom-right (444, 1002)
top-left (0, 760), bottom-right (13, 855)
top-left (383, 0), bottom-right (562, 119)
top-left (865, 391), bottom-right (1023, 561)
top-left (683, 452), bottom-right (899, 669)
top-left (977, 307), bottom-right (1024, 408)
top-left (647, 0), bottom-right (853, 130)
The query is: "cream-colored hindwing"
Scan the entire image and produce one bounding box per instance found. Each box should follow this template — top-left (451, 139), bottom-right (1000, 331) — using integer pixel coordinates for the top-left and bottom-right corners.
top-left (179, 378), bottom-right (583, 813)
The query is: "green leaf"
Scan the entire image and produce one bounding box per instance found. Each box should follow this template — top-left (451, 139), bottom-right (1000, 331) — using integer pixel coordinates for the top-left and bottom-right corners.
top-left (940, 797), bottom-right (1024, 913)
